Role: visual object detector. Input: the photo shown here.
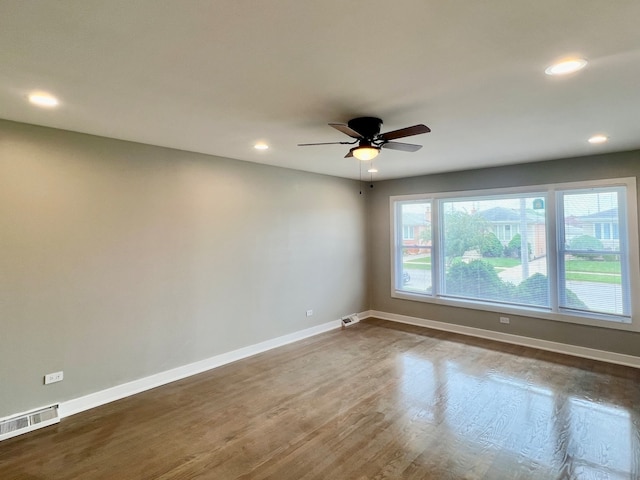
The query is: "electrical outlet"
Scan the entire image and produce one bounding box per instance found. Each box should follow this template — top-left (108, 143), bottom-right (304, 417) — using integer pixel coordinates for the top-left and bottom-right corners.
top-left (44, 371), bottom-right (64, 385)
top-left (306, 309), bottom-right (313, 317)
top-left (499, 316), bottom-right (510, 324)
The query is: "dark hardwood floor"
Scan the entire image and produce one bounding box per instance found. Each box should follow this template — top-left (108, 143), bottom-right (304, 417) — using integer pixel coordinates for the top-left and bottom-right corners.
top-left (2, 319), bottom-right (640, 479)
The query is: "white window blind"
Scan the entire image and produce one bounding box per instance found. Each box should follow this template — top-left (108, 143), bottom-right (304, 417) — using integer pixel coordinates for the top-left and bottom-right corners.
top-left (558, 187), bottom-right (629, 316)
top-left (391, 178), bottom-right (639, 330)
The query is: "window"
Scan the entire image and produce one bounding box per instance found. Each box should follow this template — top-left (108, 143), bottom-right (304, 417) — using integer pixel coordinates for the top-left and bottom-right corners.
top-left (392, 178), bottom-right (640, 330)
top-left (595, 222), bottom-right (619, 240)
top-left (504, 224), bottom-right (512, 241)
top-left (441, 194), bottom-right (547, 308)
top-left (396, 201), bottom-right (432, 293)
top-left (559, 188), bottom-right (629, 317)
top-left (402, 225), bottom-right (414, 240)
top-left (493, 224), bottom-right (521, 242)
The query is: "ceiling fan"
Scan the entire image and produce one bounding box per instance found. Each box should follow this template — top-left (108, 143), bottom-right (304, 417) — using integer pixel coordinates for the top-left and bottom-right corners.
top-left (298, 117), bottom-right (431, 161)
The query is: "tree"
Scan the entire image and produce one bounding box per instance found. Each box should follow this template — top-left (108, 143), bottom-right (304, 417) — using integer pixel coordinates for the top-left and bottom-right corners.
top-left (418, 224), bottom-right (432, 245)
top-left (443, 211), bottom-right (489, 259)
top-left (480, 232), bottom-right (503, 258)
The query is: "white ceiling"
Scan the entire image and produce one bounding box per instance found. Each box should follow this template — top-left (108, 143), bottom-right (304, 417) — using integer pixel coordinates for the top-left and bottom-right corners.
top-left (1, 1), bottom-right (640, 180)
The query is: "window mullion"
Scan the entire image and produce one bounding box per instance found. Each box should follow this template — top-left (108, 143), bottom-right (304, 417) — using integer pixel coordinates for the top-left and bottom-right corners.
top-left (431, 199), bottom-right (441, 296)
top-left (393, 201), bottom-right (403, 290)
top-left (617, 188), bottom-right (631, 315)
top-left (548, 191), bottom-right (560, 312)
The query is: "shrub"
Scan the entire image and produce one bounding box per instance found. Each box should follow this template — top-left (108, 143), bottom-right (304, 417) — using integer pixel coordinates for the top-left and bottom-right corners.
top-left (516, 273), bottom-right (548, 307)
top-left (504, 233), bottom-right (532, 258)
top-left (480, 232), bottom-right (503, 258)
top-left (446, 260), bottom-right (514, 302)
top-left (517, 273), bottom-right (588, 309)
top-left (569, 235), bottom-right (604, 260)
top-left (565, 289), bottom-right (589, 310)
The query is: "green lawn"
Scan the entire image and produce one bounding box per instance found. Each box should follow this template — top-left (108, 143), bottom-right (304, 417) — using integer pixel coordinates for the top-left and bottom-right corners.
top-left (403, 256), bottom-right (432, 270)
top-left (565, 260), bottom-right (620, 274)
top-left (565, 260), bottom-right (621, 284)
top-left (403, 256), bottom-right (622, 283)
top-left (404, 256), bottom-right (431, 264)
top-left (565, 272), bottom-right (621, 284)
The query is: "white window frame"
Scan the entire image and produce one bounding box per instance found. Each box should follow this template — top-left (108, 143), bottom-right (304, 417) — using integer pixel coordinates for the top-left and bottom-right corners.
top-left (390, 177), bottom-right (640, 332)
top-left (393, 199), bottom-right (433, 291)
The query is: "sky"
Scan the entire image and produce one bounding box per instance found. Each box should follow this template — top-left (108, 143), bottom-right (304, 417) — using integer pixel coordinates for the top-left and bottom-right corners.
top-left (401, 190), bottom-right (619, 218)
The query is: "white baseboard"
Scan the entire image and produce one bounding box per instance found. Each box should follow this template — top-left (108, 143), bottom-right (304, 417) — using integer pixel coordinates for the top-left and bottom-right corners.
top-left (362, 310), bottom-right (640, 369)
top-left (25, 310), bottom-right (640, 425)
top-left (58, 319), bottom-right (341, 418)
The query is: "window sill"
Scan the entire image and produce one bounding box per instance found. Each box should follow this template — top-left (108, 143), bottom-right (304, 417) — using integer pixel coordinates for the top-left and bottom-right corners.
top-left (391, 289), bottom-right (638, 332)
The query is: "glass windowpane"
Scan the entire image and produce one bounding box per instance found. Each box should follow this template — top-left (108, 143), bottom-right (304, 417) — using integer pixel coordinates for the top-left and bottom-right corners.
top-left (561, 254), bottom-right (623, 315)
top-left (441, 195), bottom-right (548, 307)
top-left (561, 189), bottom-right (627, 316)
top-left (398, 202), bottom-right (432, 294)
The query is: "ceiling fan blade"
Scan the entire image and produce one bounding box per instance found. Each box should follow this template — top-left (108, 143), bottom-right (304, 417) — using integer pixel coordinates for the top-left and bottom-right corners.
top-left (344, 149), bottom-right (354, 158)
top-left (382, 141), bottom-right (423, 152)
top-left (379, 124), bottom-right (431, 141)
top-left (298, 141), bottom-right (354, 146)
top-left (329, 123), bottom-right (364, 139)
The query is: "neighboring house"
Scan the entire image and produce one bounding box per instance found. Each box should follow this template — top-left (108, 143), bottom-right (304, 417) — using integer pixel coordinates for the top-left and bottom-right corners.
top-left (563, 215), bottom-right (587, 245)
top-left (477, 206), bottom-right (547, 258)
top-left (401, 211), bottom-right (431, 254)
top-left (575, 207), bottom-right (620, 250)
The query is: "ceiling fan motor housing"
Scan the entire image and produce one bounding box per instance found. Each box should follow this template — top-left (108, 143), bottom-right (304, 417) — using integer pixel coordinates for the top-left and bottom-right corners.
top-left (347, 117), bottom-right (382, 140)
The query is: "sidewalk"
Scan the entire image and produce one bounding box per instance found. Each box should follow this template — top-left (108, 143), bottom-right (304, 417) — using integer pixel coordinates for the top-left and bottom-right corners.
top-left (498, 257), bottom-right (547, 285)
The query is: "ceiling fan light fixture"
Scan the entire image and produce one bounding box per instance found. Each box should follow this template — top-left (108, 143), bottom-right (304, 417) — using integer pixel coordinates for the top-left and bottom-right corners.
top-left (353, 146), bottom-right (379, 161)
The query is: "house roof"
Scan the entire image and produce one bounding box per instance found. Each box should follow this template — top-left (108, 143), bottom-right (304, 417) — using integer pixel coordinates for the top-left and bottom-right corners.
top-left (402, 212), bottom-right (430, 227)
top-left (1, 1), bottom-right (640, 180)
top-left (577, 207), bottom-right (619, 221)
top-left (477, 206), bottom-right (544, 223)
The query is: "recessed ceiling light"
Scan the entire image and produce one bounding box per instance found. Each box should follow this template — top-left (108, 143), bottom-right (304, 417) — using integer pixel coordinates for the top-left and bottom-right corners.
top-left (254, 143), bottom-right (269, 150)
top-left (28, 92), bottom-right (59, 107)
top-left (367, 167), bottom-right (378, 173)
top-left (588, 134), bottom-right (608, 144)
top-left (545, 58), bottom-right (588, 76)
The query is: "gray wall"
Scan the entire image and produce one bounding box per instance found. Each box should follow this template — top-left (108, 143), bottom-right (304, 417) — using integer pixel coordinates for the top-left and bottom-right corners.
top-left (0, 120), bottom-right (368, 418)
top-left (368, 150), bottom-right (640, 356)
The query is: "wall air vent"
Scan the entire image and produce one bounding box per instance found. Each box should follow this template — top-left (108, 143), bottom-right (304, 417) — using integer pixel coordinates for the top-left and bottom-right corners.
top-left (341, 314), bottom-right (360, 328)
top-left (0, 405), bottom-right (59, 442)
